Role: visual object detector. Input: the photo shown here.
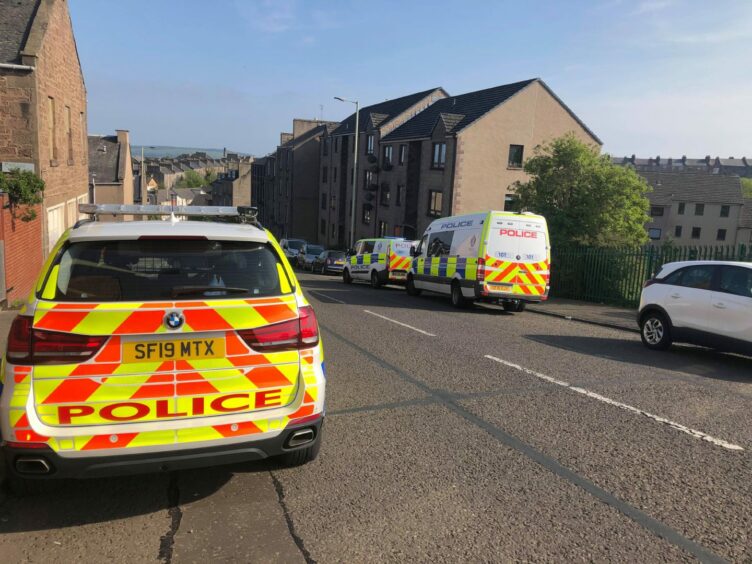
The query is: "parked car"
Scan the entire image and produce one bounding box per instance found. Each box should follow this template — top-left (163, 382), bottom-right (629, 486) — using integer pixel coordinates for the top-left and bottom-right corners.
top-left (638, 260), bottom-right (752, 354)
top-left (297, 244), bottom-right (325, 271)
top-left (280, 238), bottom-right (306, 263)
top-left (313, 250), bottom-right (347, 275)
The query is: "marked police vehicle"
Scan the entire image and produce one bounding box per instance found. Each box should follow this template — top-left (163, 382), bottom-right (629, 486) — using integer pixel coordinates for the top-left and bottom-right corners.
top-left (342, 237), bottom-right (416, 288)
top-left (1, 204), bottom-right (325, 492)
top-left (407, 211), bottom-right (550, 310)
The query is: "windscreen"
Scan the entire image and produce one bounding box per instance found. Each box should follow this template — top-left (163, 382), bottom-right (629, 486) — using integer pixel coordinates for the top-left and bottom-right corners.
top-left (50, 240), bottom-right (291, 301)
top-left (328, 251), bottom-right (346, 259)
top-left (287, 240), bottom-right (305, 250)
top-left (307, 246), bottom-right (324, 255)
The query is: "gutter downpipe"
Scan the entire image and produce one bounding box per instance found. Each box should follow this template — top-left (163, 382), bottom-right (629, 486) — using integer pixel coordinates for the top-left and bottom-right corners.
top-left (0, 63), bottom-right (35, 71)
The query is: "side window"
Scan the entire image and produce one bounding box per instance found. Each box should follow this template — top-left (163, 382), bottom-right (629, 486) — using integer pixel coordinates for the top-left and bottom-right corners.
top-left (427, 231), bottom-right (454, 257)
top-left (354, 241), bottom-right (365, 255)
top-left (416, 235), bottom-right (428, 256)
top-left (662, 268), bottom-right (684, 286)
top-left (718, 267), bottom-right (752, 298)
top-left (679, 265), bottom-right (715, 290)
top-left (361, 240), bottom-right (375, 255)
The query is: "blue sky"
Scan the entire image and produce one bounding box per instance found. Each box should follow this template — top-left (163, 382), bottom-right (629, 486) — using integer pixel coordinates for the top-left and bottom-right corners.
top-left (69, 0), bottom-right (751, 158)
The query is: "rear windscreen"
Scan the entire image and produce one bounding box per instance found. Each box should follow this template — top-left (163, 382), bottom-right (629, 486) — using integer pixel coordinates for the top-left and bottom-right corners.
top-left (391, 241), bottom-right (413, 256)
top-left (487, 219), bottom-right (548, 263)
top-left (48, 240), bottom-right (291, 301)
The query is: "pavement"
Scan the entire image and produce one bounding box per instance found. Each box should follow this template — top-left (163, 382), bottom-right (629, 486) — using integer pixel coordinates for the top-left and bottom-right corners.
top-left (1, 275), bottom-right (751, 562)
top-left (527, 297), bottom-right (638, 332)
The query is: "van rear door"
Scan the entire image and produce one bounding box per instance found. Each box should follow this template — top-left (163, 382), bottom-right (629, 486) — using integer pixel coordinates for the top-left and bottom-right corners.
top-left (485, 216), bottom-right (549, 299)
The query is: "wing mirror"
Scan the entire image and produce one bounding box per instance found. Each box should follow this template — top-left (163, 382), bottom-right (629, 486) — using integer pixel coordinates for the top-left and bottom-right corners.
top-left (409, 246), bottom-right (418, 257)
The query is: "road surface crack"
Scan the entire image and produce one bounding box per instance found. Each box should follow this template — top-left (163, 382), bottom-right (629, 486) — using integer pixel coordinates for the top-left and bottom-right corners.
top-left (270, 471), bottom-right (316, 564)
top-left (158, 472), bottom-right (183, 563)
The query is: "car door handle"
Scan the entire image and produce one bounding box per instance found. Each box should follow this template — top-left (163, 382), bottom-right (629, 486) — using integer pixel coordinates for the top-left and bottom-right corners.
top-left (713, 302), bottom-right (727, 309)
top-left (670, 293), bottom-right (681, 299)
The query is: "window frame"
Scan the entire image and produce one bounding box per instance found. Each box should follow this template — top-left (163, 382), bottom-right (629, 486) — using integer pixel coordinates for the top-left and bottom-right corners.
top-left (427, 190), bottom-right (443, 217)
top-left (677, 202), bottom-right (685, 215)
top-left (431, 143), bottom-right (446, 170)
top-left (380, 183), bottom-right (391, 207)
top-left (508, 144), bottom-right (524, 169)
top-left (718, 266), bottom-right (752, 298)
top-left (366, 134), bottom-right (374, 155)
top-left (691, 226), bottom-right (701, 239)
top-left (717, 228), bottom-right (727, 241)
top-left (650, 206), bottom-right (664, 217)
top-left (720, 205), bottom-right (730, 218)
top-left (362, 204), bottom-right (372, 224)
top-left (322, 166), bottom-right (328, 183)
top-left (648, 227), bottom-right (662, 240)
top-left (382, 145), bottom-right (393, 165)
top-left (396, 184), bottom-right (404, 206)
top-left (695, 203), bottom-right (705, 216)
top-left (674, 225), bottom-right (682, 238)
top-left (398, 144), bottom-right (407, 165)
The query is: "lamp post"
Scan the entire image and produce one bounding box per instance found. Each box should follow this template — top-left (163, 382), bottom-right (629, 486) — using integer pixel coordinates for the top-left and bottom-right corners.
top-left (334, 96), bottom-right (359, 249)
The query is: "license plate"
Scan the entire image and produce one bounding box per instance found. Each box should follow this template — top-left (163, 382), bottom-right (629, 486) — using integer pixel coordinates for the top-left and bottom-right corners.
top-left (488, 283), bottom-right (513, 291)
top-left (391, 272), bottom-right (406, 279)
top-left (123, 338), bottom-right (225, 363)
top-left (335, 261), bottom-right (344, 265)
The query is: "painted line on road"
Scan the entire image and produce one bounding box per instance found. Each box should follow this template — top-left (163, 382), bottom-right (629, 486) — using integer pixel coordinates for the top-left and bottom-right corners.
top-left (307, 290), bottom-right (347, 304)
top-left (485, 355), bottom-right (744, 452)
top-left (363, 309), bottom-right (436, 336)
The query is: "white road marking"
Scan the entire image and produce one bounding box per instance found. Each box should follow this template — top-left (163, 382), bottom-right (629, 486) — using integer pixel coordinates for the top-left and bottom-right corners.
top-left (485, 355), bottom-right (744, 452)
top-left (307, 290), bottom-right (346, 304)
top-left (363, 310), bottom-right (436, 337)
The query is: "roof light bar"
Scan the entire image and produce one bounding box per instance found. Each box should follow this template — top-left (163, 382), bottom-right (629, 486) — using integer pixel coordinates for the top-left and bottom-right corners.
top-left (78, 204), bottom-right (258, 219)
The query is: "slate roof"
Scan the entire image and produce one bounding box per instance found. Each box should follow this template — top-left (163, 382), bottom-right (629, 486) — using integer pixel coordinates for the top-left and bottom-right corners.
top-left (88, 135), bottom-right (124, 184)
top-left (331, 88), bottom-right (444, 136)
top-left (0, 0), bottom-right (39, 64)
top-left (640, 171), bottom-right (744, 206)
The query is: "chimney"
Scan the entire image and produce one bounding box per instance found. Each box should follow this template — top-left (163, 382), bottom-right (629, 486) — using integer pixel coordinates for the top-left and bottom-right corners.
top-left (630, 154), bottom-right (636, 164)
top-left (681, 155), bottom-right (687, 164)
top-left (115, 129), bottom-right (129, 146)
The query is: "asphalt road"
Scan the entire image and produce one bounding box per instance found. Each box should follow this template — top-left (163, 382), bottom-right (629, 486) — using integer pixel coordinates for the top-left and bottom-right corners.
top-left (2, 272), bottom-right (752, 563)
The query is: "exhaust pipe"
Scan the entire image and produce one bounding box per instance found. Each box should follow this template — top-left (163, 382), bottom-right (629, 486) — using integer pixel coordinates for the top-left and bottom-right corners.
top-left (15, 457), bottom-right (52, 475)
top-left (286, 428), bottom-right (315, 448)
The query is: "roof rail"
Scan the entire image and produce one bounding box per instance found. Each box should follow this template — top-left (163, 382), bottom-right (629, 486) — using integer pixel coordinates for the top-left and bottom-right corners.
top-left (78, 204), bottom-right (261, 226)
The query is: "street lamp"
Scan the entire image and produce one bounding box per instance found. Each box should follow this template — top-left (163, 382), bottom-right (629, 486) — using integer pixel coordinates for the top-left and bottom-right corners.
top-left (334, 96), bottom-right (359, 249)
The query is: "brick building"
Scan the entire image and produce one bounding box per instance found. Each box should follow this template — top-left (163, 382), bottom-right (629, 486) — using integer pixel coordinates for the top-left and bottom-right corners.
top-left (0, 0), bottom-right (89, 303)
top-left (319, 79), bottom-right (599, 245)
top-left (88, 130), bottom-right (134, 215)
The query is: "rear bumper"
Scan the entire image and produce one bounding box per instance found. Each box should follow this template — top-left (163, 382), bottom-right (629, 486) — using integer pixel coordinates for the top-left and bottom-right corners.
top-left (474, 283), bottom-right (546, 303)
top-left (2, 417), bottom-right (323, 480)
top-left (322, 264), bottom-right (344, 273)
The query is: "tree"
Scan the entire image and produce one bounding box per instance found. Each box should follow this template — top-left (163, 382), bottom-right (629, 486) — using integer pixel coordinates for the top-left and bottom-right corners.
top-left (0, 169), bottom-right (45, 222)
top-left (512, 134), bottom-right (650, 247)
top-left (741, 177), bottom-right (752, 198)
top-left (175, 169), bottom-right (206, 189)
top-left (204, 170), bottom-right (218, 184)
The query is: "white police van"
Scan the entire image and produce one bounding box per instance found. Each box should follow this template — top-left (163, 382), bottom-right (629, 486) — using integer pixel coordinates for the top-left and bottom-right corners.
top-left (407, 211), bottom-right (550, 310)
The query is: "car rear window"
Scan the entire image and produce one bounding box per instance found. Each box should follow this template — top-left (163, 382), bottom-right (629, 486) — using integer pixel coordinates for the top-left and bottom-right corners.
top-left (307, 246), bottom-right (324, 255)
top-left (47, 240), bottom-right (292, 301)
top-left (287, 240), bottom-right (305, 250)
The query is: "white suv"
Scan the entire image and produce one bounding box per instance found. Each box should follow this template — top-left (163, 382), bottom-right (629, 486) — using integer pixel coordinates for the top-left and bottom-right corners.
top-left (638, 260), bottom-right (752, 354)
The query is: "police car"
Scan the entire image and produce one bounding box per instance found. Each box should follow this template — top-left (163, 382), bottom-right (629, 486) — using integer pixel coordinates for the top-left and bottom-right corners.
top-left (342, 237), bottom-right (416, 288)
top-left (407, 211), bottom-right (550, 310)
top-left (1, 204), bottom-right (325, 491)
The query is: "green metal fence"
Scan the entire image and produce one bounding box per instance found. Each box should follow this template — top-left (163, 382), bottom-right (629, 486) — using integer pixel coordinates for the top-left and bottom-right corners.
top-left (550, 244), bottom-right (752, 307)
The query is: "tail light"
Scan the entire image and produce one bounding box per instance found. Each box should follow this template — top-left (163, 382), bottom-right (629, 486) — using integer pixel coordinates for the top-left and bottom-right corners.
top-left (6, 315), bottom-right (106, 365)
top-left (239, 305), bottom-right (319, 352)
top-left (477, 257), bottom-right (486, 282)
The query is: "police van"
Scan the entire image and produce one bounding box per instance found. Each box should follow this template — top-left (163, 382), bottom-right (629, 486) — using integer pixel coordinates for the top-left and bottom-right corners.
top-left (342, 237), bottom-right (416, 288)
top-left (407, 211), bottom-right (550, 310)
top-left (1, 204), bottom-right (325, 492)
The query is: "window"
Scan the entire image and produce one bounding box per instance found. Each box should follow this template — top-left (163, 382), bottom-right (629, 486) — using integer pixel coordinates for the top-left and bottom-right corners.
top-left (717, 228), bottom-right (727, 241)
top-left (366, 134), bottom-right (374, 155)
top-left (320, 219), bottom-right (326, 235)
top-left (508, 144), bottom-right (524, 168)
top-left (378, 221), bottom-right (388, 237)
top-left (331, 223), bottom-right (336, 238)
top-left (428, 190), bottom-right (443, 217)
top-left (382, 145), bottom-right (393, 165)
top-left (364, 170), bottom-right (375, 189)
top-left (48, 97), bottom-right (57, 162)
top-left (720, 205), bottom-right (730, 218)
top-left (650, 206), bottom-right (664, 217)
top-left (65, 106), bottom-right (73, 163)
top-left (380, 184), bottom-right (390, 206)
top-left (399, 144), bottom-right (407, 165)
top-left (674, 225), bottom-right (683, 238)
top-left (691, 227), bottom-right (701, 239)
top-left (648, 228), bottom-right (662, 240)
top-left (322, 166), bottom-right (328, 183)
top-left (323, 139), bottom-right (329, 156)
top-left (321, 193), bottom-right (327, 210)
top-left (333, 167), bottom-right (337, 183)
top-left (396, 184), bottom-right (404, 206)
top-left (427, 230), bottom-right (454, 257)
top-left (362, 204), bottom-right (371, 224)
top-left (431, 143), bottom-right (446, 169)
top-left (719, 266), bottom-right (752, 298)
top-left (360, 240), bottom-right (375, 255)
top-left (695, 203), bottom-right (704, 216)
top-left (50, 240), bottom-right (290, 301)
top-left (334, 137), bottom-right (339, 153)
top-left (678, 202), bottom-right (685, 215)
top-left (679, 265), bottom-right (715, 290)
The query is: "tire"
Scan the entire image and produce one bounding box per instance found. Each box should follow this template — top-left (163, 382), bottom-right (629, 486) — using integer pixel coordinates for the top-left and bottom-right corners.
top-left (279, 435), bottom-right (321, 467)
top-left (503, 300), bottom-right (526, 313)
top-left (406, 275), bottom-right (421, 296)
top-left (370, 270), bottom-right (382, 289)
top-left (640, 310), bottom-right (672, 350)
top-left (450, 282), bottom-right (469, 308)
top-left (343, 269), bottom-right (353, 284)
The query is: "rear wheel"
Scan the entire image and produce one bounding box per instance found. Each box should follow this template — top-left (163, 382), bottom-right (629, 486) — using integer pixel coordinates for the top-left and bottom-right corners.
top-left (503, 300), bottom-right (526, 313)
top-left (406, 275), bottom-right (421, 296)
top-left (370, 270), bottom-right (382, 289)
top-left (450, 282), bottom-right (469, 308)
top-left (343, 269), bottom-right (353, 284)
top-left (640, 310), bottom-right (672, 350)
